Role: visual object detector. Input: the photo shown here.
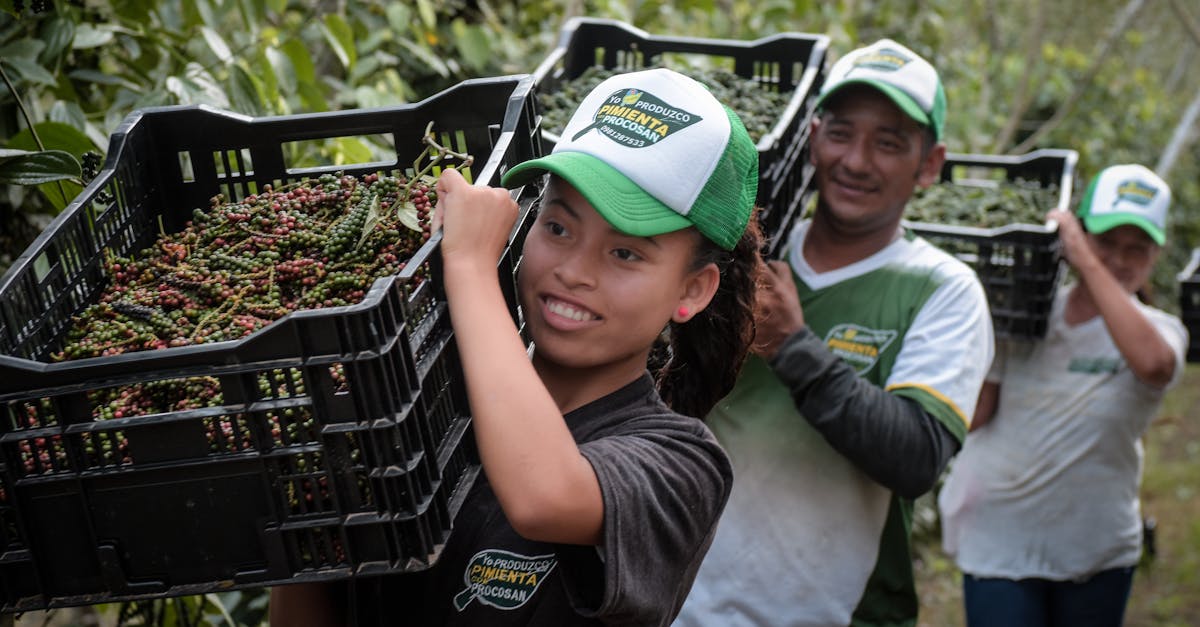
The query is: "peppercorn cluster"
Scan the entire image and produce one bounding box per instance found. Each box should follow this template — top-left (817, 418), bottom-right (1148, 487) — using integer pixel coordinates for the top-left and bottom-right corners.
top-left (57, 170), bottom-right (436, 362)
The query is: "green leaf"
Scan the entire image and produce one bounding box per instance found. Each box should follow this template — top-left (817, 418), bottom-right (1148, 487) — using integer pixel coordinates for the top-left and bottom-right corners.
top-left (415, 0), bottom-right (436, 29)
top-left (47, 101), bottom-right (88, 130)
top-left (1, 56), bottom-right (57, 86)
top-left (36, 179), bottom-right (84, 213)
top-left (322, 13), bottom-right (356, 71)
top-left (113, 0), bottom-right (155, 23)
top-left (451, 19), bottom-right (491, 71)
top-left (0, 150), bottom-right (82, 185)
top-left (280, 38), bottom-right (315, 84)
top-left (66, 69), bottom-right (143, 91)
top-left (357, 194), bottom-right (382, 248)
top-left (228, 62), bottom-right (266, 116)
top-left (5, 122), bottom-right (97, 157)
top-left (72, 23), bottom-right (116, 49)
top-left (201, 26), bottom-right (233, 64)
top-left (298, 82), bottom-right (329, 112)
top-left (264, 46), bottom-right (293, 94)
top-left (396, 200), bottom-right (421, 232)
top-left (166, 64), bottom-right (231, 108)
top-left (0, 38), bottom-right (46, 59)
top-left (385, 4), bottom-right (412, 32)
top-left (333, 137), bottom-right (373, 167)
top-left (236, 0), bottom-right (263, 36)
top-left (38, 15), bottom-right (77, 64)
top-left (396, 37), bottom-right (449, 78)
top-left (186, 62), bottom-right (230, 106)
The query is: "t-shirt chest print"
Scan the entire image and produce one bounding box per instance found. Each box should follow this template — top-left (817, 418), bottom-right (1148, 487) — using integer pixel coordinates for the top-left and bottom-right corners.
top-left (452, 549), bottom-right (558, 611)
top-left (823, 323), bottom-right (897, 374)
top-left (572, 87), bottom-right (702, 148)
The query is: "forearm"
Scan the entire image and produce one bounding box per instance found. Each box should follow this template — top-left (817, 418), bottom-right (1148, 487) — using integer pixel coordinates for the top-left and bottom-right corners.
top-left (769, 327), bottom-right (961, 498)
top-left (269, 582), bottom-right (346, 627)
top-left (968, 381), bottom-right (1000, 432)
top-left (1075, 258), bottom-right (1176, 387)
top-left (443, 258), bottom-right (603, 543)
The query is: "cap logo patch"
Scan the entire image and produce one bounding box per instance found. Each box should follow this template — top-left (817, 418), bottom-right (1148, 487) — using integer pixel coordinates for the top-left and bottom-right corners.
top-left (571, 88), bottom-right (703, 148)
top-left (1114, 179), bottom-right (1157, 207)
top-left (851, 48), bottom-right (912, 73)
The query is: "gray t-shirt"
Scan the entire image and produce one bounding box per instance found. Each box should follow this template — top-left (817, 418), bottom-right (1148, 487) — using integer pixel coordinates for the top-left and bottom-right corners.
top-left (353, 372), bottom-right (733, 626)
top-left (939, 286), bottom-right (1188, 580)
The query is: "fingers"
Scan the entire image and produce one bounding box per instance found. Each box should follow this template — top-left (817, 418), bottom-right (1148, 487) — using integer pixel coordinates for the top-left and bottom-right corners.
top-left (436, 166), bottom-right (467, 194)
top-left (766, 260), bottom-right (791, 282)
top-left (432, 168), bottom-right (468, 234)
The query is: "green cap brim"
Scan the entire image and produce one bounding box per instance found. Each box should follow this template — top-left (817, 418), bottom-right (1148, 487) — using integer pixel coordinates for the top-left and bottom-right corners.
top-left (1082, 213), bottom-right (1166, 246)
top-left (817, 78), bottom-right (934, 134)
top-left (502, 151), bottom-right (693, 239)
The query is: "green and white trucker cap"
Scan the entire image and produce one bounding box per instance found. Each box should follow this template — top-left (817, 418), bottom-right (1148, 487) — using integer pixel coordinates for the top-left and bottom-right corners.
top-left (816, 38), bottom-right (947, 142)
top-left (502, 68), bottom-right (758, 250)
top-left (1077, 163), bottom-right (1171, 245)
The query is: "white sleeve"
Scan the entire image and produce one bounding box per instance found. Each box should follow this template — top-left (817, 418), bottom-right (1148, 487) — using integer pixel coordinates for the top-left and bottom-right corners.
top-left (884, 268), bottom-right (995, 424)
top-left (1147, 307), bottom-right (1189, 390)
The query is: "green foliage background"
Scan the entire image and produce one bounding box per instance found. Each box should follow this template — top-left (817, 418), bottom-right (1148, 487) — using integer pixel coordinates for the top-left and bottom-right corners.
top-left (0, 0), bottom-right (1198, 624)
top-left (2, 0), bottom-right (1198, 305)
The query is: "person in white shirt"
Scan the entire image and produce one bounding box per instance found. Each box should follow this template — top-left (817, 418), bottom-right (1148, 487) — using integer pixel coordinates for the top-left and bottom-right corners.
top-left (938, 163), bottom-right (1189, 627)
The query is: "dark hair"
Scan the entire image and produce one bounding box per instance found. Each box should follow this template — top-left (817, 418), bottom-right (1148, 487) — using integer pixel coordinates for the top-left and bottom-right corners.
top-left (655, 211), bottom-right (765, 418)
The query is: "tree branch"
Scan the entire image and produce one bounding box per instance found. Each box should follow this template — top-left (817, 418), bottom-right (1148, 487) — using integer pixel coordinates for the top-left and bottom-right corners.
top-left (1010, 0), bottom-right (1147, 154)
top-left (1170, 0), bottom-right (1200, 46)
top-left (1155, 0), bottom-right (1200, 177)
top-left (993, 0), bottom-right (1046, 151)
top-left (1155, 86), bottom-right (1200, 178)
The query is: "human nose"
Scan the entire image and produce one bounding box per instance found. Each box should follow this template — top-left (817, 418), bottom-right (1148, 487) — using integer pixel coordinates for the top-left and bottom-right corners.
top-left (552, 245), bottom-right (599, 289)
top-left (840, 136), bottom-right (871, 174)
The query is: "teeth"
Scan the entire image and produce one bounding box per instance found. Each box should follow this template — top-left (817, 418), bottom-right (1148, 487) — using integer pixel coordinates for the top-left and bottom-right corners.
top-left (547, 299), bottom-right (595, 322)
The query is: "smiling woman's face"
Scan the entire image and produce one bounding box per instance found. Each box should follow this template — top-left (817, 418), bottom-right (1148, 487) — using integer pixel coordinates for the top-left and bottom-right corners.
top-left (1088, 224), bottom-right (1161, 294)
top-left (517, 177), bottom-right (707, 380)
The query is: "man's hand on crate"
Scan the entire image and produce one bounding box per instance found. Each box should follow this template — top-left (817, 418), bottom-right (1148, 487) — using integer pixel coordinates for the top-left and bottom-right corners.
top-left (751, 260), bottom-right (806, 361)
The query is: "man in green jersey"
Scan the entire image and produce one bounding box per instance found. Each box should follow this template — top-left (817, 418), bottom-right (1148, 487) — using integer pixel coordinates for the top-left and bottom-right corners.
top-left (675, 39), bottom-right (994, 627)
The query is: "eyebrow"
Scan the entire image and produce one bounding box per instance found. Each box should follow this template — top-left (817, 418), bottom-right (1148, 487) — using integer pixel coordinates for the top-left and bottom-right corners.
top-left (826, 114), bottom-right (912, 139)
top-left (543, 196), bottom-right (663, 249)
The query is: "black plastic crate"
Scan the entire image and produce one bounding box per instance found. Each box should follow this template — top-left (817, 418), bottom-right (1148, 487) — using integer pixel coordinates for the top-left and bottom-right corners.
top-left (0, 75), bottom-right (541, 612)
top-left (1179, 248), bottom-right (1200, 363)
top-left (905, 149), bottom-right (1079, 339)
top-left (530, 17), bottom-right (829, 233)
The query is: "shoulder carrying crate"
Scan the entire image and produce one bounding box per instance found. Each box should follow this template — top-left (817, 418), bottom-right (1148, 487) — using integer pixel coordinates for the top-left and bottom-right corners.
top-left (905, 149), bottom-right (1079, 339)
top-left (0, 75), bottom-right (541, 612)
top-left (1179, 248), bottom-right (1200, 363)
top-left (530, 17), bottom-right (829, 241)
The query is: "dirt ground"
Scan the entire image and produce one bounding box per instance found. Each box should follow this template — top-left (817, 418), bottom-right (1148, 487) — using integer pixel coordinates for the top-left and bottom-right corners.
top-left (916, 364), bottom-right (1200, 627)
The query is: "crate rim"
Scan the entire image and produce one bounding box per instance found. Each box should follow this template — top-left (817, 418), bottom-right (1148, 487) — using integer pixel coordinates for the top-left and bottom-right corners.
top-left (940, 147), bottom-right (1079, 216)
top-left (0, 76), bottom-right (539, 382)
top-left (531, 16), bottom-right (831, 154)
top-left (0, 192), bottom-right (534, 398)
top-left (901, 147), bottom-right (1080, 236)
top-left (901, 219), bottom-right (1058, 238)
top-left (0, 74), bottom-right (537, 297)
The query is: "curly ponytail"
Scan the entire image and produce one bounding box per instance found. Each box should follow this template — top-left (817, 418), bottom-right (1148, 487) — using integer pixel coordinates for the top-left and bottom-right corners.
top-left (656, 211), bottom-right (765, 419)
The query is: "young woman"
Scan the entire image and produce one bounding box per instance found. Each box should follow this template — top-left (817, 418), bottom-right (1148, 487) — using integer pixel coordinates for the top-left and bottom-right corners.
top-left (938, 164), bottom-right (1189, 627)
top-left (269, 67), bottom-right (763, 626)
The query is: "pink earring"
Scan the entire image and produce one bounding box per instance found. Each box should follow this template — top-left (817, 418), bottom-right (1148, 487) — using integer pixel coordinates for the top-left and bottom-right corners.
top-left (677, 306), bottom-right (689, 318)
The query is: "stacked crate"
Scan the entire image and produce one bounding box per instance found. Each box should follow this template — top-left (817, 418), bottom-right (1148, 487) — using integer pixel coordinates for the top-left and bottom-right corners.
top-left (0, 75), bottom-right (540, 612)
top-left (530, 17), bottom-right (830, 258)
